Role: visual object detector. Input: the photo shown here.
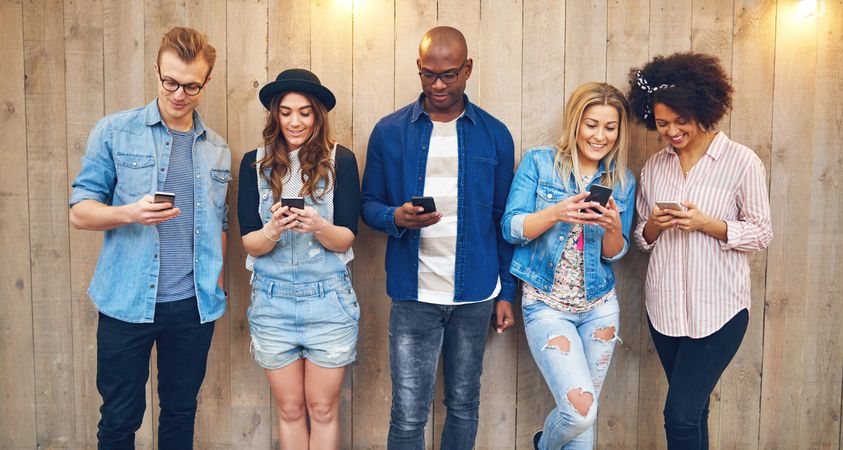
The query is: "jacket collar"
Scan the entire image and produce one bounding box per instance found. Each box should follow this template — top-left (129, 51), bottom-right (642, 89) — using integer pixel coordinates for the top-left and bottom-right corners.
top-left (143, 98), bottom-right (207, 136)
top-left (411, 93), bottom-right (477, 125)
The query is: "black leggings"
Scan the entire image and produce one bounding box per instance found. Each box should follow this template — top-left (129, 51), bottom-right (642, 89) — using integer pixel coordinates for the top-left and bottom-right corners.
top-left (648, 309), bottom-right (749, 450)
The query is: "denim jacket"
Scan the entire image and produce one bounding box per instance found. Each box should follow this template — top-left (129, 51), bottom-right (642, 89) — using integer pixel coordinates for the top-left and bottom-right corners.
top-left (361, 95), bottom-right (516, 302)
top-left (501, 147), bottom-right (636, 299)
top-left (69, 99), bottom-right (231, 323)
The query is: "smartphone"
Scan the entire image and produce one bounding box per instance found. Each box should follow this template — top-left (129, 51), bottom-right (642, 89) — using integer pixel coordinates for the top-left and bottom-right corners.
top-left (585, 184), bottom-right (613, 208)
top-left (656, 201), bottom-right (685, 211)
top-left (281, 197), bottom-right (305, 210)
top-left (153, 191), bottom-right (175, 207)
top-left (411, 196), bottom-right (437, 213)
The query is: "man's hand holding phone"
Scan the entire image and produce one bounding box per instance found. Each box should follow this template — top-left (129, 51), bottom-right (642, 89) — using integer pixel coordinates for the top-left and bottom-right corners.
top-left (128, 194), bottom-right (180, 226)
top-left (394, 201), bottom-right (442, 229)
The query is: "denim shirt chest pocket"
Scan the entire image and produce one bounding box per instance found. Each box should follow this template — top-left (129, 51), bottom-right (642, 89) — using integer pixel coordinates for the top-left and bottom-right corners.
top-left (209, 168), bottom-right (231, 208)
top-left (113, 152), bottom-right (155, 197)
top-left (469, 156), bottom-right (498, 206)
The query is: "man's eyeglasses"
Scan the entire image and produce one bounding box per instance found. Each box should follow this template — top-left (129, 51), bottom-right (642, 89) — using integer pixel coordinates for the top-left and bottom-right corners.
top-left (158, 69), bottom-right (206, 96)
top-left (418, 59), bottom-right (469, 85)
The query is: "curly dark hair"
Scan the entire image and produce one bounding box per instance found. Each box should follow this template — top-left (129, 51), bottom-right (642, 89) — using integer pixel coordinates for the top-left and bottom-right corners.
top-left (626, 52), bottom-right (733, 131)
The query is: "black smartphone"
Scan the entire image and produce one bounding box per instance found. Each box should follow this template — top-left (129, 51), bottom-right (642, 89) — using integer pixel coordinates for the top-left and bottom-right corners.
top-left (281, 197), bottom-right (305, 210)
top-left (585, 184), bottom-right (612, 207)
top-left (153, 191), bottom-right (175, 208)
top-left (411, 196), bottom-right (437, 213)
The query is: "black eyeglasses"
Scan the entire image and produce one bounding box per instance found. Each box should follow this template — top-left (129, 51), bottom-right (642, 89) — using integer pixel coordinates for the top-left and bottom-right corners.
top-left (157, 69), bottom-right (206, 96)
top-left (418, 59), bottom-right (469, 85)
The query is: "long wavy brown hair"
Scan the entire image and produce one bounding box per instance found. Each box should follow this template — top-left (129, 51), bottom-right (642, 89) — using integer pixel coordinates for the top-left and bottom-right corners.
top-left (257, 91), bottom-right (336, 201)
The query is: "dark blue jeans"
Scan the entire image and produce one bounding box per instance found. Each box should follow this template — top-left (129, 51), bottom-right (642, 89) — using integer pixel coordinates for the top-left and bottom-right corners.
top-left (387, 299), bottom-right (494, 450)
top-left (96, 297), bottom-right (215, 450)
top-left (648, 309), bottom-right (748, 450)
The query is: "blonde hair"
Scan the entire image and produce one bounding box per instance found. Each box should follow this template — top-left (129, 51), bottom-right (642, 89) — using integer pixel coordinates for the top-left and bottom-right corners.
top-left (157, 27), bottom-right (217, 77)
top-left (554, 82), bottom-right (630, 192)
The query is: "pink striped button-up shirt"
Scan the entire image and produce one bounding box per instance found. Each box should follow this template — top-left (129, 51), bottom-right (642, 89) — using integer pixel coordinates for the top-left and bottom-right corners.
top-left (634, 132), bottom-right (773, 338)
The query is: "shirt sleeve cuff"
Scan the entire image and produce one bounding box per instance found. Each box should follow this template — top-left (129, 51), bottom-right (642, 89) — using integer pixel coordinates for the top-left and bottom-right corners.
top-left (68, 188), bottom-right (108, 208)
top-left (719, 220), bottom-right (739, 251)
top-left (383, 206), bottom-right (406, 238)
top-left (601, 238), bottom-right (629, 263)
top-left (509, 213), bottom-right (531, 245)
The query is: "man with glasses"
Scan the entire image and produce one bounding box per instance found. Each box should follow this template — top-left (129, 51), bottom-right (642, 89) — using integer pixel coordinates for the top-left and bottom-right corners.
top-left (361, 26), bottom-right (515, 449)
top-left (69, 27), bottom-right (230, 449)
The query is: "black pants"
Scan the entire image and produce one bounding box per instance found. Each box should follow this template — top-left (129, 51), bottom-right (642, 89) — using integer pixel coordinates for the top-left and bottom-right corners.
top-left (648, 309), bottom-right (748, 450)
top-left (96, 297), bottom-right (215, 450)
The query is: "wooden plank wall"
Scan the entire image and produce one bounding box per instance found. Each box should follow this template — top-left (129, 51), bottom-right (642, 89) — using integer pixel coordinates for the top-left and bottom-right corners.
top-left (0, 0), bottom-right (840, 448)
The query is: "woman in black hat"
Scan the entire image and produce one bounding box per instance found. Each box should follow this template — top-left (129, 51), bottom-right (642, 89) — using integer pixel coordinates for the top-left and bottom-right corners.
top-left (237, 68), bottom-right (360, 449)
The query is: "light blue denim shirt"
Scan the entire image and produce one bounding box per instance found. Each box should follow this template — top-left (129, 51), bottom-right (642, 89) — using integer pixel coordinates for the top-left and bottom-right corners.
top-left (501, 146), bottom-right (636, 299)
top-left (69, 99), bottom-right (231, 323)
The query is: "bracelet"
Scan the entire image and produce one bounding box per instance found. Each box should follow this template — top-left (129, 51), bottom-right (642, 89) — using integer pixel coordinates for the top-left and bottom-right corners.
top-left (262, 225), bottom-right (281, 242)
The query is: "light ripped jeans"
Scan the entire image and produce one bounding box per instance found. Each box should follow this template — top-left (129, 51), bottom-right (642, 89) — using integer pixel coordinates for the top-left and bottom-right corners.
top-left (523, 294), bottom-right (620, 450)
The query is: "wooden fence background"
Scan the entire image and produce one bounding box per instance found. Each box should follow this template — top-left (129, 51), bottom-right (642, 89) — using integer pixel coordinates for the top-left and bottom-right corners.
top-left (1, 0), bottom-right (841, 448)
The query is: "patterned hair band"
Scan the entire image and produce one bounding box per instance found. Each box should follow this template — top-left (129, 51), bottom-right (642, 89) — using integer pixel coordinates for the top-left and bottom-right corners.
top-left (636, 70), bottom-right (675, 119)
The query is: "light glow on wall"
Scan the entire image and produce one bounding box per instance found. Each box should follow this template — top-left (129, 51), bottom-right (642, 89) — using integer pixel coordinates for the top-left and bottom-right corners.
top-left (797, 0), bottom-right (826, 18)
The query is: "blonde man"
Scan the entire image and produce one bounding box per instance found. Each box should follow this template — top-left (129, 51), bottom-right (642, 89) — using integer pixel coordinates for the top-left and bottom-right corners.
top-left (69, 27), bottom-right (230, 449)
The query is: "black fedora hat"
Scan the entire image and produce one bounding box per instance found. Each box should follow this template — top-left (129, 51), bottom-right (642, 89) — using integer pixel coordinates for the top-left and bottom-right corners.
top-left (258, 68), bottom-right (336, 111)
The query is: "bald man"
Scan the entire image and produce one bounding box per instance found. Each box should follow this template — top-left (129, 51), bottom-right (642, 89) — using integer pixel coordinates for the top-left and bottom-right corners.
top-left (361, 26), bottom-right (516, 449)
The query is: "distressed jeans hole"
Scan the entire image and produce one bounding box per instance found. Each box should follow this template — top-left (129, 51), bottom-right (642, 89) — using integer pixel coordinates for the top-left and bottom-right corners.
top-left (545, 335), bottom-right (571, 353)
top-left (566, 388), bottom-right (594, 417)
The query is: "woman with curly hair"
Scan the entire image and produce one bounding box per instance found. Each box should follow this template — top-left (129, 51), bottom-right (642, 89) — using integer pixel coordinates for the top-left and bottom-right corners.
top-left (237, 68), bottom-right (360, 449)
top-left (502, 82), bottom-right (636, 449)
top-left (627, 53), bottom-right (773, 449)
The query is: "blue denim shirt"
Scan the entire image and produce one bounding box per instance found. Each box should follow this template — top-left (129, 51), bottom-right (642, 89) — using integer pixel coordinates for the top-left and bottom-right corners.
top-left (361, 95), bottom-right (516, 302)
top-left (501, 147), bottom-right (636, 299)
top-left (69, 99), bottom-right (231, 323)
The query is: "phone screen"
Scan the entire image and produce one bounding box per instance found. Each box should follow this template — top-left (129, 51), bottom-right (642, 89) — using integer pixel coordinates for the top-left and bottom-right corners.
top-left (281, 197), bottom-right (305, 210)
top-left (411, 196), bottom-right (437, 213)
top-left (585, 184), bottom-right (612, 207)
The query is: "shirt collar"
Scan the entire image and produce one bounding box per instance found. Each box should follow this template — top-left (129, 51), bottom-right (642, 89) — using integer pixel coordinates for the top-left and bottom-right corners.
top-left (143, 98), bottom-right (207, 136)
top-left (411, 93), bottom-right (477, 125)
top-left (666, 131), bottom-right (725, 161)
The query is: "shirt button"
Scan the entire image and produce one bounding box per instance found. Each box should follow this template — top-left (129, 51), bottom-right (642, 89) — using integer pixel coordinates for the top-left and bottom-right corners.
top-left (160, 168), bottom-right (165, 172)
top-left (418, 176), bottom-right (423, 181)
top-left (546, 193), bottom-right (552, 199)
top-left (559, 236), bottom-right (564, 241)
top-left (149, 284), bottom-right (155, 288)
top-left (196, 174), bottom-right (200, 179)
top-left (165, 142), bottom-right (170, 146)
top-left (196, 202), bottom-right (200, 207)
top-left (153, 254), bottom-right (158, 259)
top-left (196, 230), bottom-right (200, 234)
top-left (262, 193), bottom-right (268, 200)
top-left (132, 162), bottom-right (137, 167)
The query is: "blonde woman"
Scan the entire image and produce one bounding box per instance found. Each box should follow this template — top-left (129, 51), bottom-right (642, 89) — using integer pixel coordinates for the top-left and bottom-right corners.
top-left (502, 82), bottom-right (636, 449)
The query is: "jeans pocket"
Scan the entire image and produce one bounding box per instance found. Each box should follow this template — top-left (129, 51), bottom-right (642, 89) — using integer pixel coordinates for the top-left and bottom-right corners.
top-left (330, 288), bottom-right (359, 323)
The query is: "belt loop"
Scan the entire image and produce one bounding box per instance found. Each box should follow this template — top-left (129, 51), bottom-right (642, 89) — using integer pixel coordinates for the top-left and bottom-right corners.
top-left (267, 281), bottom-right (274, 298)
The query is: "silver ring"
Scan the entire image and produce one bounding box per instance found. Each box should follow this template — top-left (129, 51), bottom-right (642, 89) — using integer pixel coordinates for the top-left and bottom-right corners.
top-left (297, 220), bottom-right (303, 228)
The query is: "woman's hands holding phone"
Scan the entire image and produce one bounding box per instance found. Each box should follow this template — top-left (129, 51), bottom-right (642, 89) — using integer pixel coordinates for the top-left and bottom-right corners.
top-left (546, 192), bottom-right (601, 225)
top-left (269, 202), bottom-right (326, 235)
top-left (589, 197), bottom-right (621, 233)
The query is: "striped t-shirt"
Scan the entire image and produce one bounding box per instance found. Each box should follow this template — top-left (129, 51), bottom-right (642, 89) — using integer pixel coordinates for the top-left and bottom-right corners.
top-left (417, 115), bottom-right (499, 305)
top-left (155, 128), bottom-right (196, 303)
top-left (634, 132), bottom-right (772, 338)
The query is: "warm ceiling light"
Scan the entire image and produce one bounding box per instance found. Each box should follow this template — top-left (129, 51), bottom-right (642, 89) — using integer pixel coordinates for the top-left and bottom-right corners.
top-left (797, 0), bottom-right (826, 18)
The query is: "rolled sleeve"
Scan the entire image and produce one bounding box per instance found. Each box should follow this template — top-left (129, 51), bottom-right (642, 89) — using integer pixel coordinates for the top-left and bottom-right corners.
top-left (633, 164), bottom-right (656, 253)
top-left (69, 117), bottom-right (116, 207)
top-left (501, 150), bottom-right (540, 246)
top-left (719, 156), bottom-right (773, 252)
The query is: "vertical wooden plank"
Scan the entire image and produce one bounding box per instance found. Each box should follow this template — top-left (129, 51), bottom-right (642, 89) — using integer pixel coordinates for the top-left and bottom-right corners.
top-left (88, 2), bottom-right (151, 448)
top-left (637, 2), bottom-right (693, 449)
top-left (395, 0), bottom-right (436, 108)
top-left (431, 4), bottom-right (484, 444)
top-left (760, 0), bottom-right (817, 448)
top-left (516, 0), bottom-right (565, 447)
top-left (437, 0), bottom-right (480, 100)
top-left (310, 0), bottom-right (354, 446)
top-left (178, 1), bottom-right (232, 448)
top-left (65, 0), bottom-right (105, 447)
top-left (800, 1), bottom-right (843, 447)
top-left (469, 2), bottom-right (523, 449)
top-left (268, 0), bottom-right (311, 75)
top-left (718, 0), bottom-right (776, 448)
top-left (312, 0), bottom-right (352, 148)
top-left (63, 1), bottom-right (106, 449)
top-left (598, 0), bottom-right (649, 448)
top-left (564, 0), bottom-right (608, 98)
top-left (350, 1), bottom-right (395, 447)
top-left (226, 0), bottom-right (270, 448)
top-left (22, 0), bottom-right (76, 447)
top-left (0, 0), bottom-right (36, 446)
top-left (689, 1), bottom-right (735, 444)
top-left (266, 2), bottom-right (310, 445)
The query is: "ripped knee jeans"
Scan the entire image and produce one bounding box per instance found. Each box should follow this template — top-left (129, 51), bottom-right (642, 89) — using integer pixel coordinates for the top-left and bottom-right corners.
top-left (522, 295), bottom-right (620, 450)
